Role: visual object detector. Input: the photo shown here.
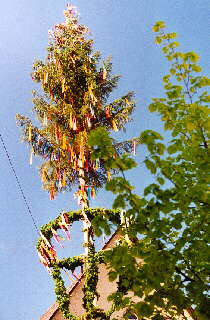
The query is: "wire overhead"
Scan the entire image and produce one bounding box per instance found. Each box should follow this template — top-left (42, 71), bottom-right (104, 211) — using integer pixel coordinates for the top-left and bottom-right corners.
top-left (0, 132), bottom-right (39, 234)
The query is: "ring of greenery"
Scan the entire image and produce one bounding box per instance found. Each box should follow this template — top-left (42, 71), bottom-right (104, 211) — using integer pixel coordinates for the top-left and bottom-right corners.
top-left (37, 208), bottom-right (121, 320)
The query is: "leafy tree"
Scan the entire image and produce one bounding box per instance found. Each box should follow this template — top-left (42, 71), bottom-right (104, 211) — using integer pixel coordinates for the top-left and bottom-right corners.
top-left (89, 21), bottom-right (210, 320)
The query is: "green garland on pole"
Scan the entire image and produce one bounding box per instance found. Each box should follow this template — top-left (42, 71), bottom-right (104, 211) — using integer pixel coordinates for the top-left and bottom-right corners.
top-left (52, 264), bottom-right (78, 320)
top-left (36, 207), bottom-right (121, 251)
top-left (83, 244), bottom-right (100, 318)
top-left (36, 208), bottom-right (121, 319)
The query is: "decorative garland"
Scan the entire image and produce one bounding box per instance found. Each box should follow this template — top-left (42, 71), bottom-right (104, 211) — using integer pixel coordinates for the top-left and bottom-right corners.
top-left (82, 244), bottom-right (100, 318)
top-left (36, 208), bottom-right (120, 251)
top-left (36, 208), bottom-right (121, 319)
top-left (52, 264), bottom-right (78, 320)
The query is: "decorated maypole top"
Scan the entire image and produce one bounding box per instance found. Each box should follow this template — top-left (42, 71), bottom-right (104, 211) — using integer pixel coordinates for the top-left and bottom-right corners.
top-left (17, 4), bottom-right (136, 319)
top-left (17, 3), bottom-right (135, 205)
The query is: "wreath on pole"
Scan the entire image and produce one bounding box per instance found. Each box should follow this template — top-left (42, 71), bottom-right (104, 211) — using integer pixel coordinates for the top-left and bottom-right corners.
top-left (36, 208), bottom-right (122, 320)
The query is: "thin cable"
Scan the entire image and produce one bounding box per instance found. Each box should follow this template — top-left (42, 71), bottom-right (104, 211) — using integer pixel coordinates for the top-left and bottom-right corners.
top-left (0, 132), bottom-right (40, 234)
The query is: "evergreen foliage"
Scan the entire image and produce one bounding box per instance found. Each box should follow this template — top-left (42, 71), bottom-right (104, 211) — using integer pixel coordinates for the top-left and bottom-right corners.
top-left (16, 4), bottom-right (135, 201)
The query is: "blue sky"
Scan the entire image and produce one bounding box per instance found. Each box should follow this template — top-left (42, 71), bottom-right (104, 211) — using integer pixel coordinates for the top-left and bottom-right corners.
top-left (0, 1), bottom-right (209, 319)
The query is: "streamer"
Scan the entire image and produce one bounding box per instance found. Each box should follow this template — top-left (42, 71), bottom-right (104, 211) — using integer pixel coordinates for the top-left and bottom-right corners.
top-left (95, 158), bottom-right (100, 169)
top-left (59, 213), bottom-right (71, 240)
top-left (69, 113), bottom-right (73, 128)
top-left (87, 116), bottom-right (91, 128)
top-left (50, 184), bottom-right (55, 200)
top-left (37, 251), bottom-right (52, 274)
top-left (43, 114), bottom-right (48, 126)
top-left (61, 212), bottom-right (70, 226)
top-left (42, 168), bottom-right (48, 183)
top-left (40, 232), bottom-right (52, 249)
top-left (89, 105), bottom-right (95, 116)
top-left (37, 251), bottom-right (48, 266)
top-left (28, 124), bottom-right (32, 142)
top-left (112, 120), bottom-right (118, 132)
top-left (61, 76), bottom-right (65, 93)
top-left (29, 147), bottom-right (34, 165)
top-left (91, 185), bottom-right (95, 199)
top-left (38, 135), bottom-right (42, 146)
top-left (103, 67), bottom-right (107, 80)
top-left (85, 158), bottom-right (89, 172)
top-left (58, 177), bottom-right (62, 189)
top-left (68, 146), bottom-right (72, 162)
top-left (62, 134), bottom-right (67, 150)
top-left (51, 228), bottom-right (64, 248)
top-left (43, 72), bottom-right (48, 84)
top-left (87, 186), bottom-right (91, 200)
top-left (72, 118), bottom-right (77, 131)
top-left (57, 149), bottom-right (61, 161)
top-left (62, 170), bottom-right (66, 187)
top-left (55, 125), bottom-right (60, 142)
top-left (50, 89), bottom-right (54, 101)
top-left (107, 170), bottom-right (111, 181)
top-left (105, 107), bottom-right (110, 118)
top-left (132, 139), bottom-right (136, 155)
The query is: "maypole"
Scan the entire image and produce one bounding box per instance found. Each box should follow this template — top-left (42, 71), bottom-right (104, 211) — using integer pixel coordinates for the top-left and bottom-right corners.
top-left (17, 3), bottom-right (136, 319)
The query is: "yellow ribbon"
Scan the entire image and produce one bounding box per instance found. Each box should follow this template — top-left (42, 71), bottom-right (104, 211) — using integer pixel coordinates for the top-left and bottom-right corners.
top-left (112, 120), bottom-right (118, 132)
top-left (62, 171), bottom-right (66, 187)
top-left (103, 67), bottom-right (107, 80)
top-left (107, 170), bottom-right (111, 181)
top-left (28, 124), bottom-right (32, 142)
top-left (62, 134), bottom-right (67, 150)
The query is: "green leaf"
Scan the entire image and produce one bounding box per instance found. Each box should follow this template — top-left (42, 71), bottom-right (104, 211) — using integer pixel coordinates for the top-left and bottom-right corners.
top-left (113, 194), bottom-right (126, 209)
top-left (162, 75), bottom-right (170, 83)
top-left (167, 143), bottom-right (178, 154)
top-left (108, 271), bottom-right (118, 282)
top-left (157, 177), bottom-right (165, 185)
top-left (149, 103), bottom-right (157, 112)
top-left (184, 51), bottom-right (200, 63)
top-left (144, 159), bottom-right (157, 174)
top-left (135, 302), bottom-right (153, 317)
top-left (191, 65), bottom-right (202, 72)
top-left (155, 36), bottom-right (163, 44)
top-left (152, 21), bottom-right (165, 32)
